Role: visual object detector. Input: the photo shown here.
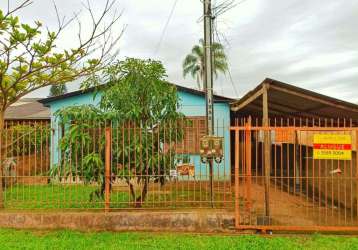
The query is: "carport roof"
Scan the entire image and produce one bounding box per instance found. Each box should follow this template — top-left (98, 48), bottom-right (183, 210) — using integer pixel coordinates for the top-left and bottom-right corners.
top-left (231, 78), bottom-right (358, 120)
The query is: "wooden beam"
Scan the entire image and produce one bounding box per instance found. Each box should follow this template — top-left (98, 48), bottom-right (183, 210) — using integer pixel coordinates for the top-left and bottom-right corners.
top-left (231, 87), bottom-right (264, 112)
top-left (270, 84), bottom-right (358, 113)
top-left (262, 83), bottom-right (270, 218)
top-left (248, 101), bottom-right (334, 121)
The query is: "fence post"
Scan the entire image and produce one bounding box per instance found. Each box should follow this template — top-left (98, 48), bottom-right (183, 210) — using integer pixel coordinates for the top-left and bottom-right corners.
top-left (234, 129), bottom-right (240, 228)
top-left (0, 129), bottom-right (4, 209)
top-left (263, 84), bottom-right (271, 219)
top-left (105, 127), bottom-right (111, 212)
top-left (245, 117), bottom-right (252, 212)
top-left (356, 129), bottom-right (358, 224)
top-left (0, 128), bottom-right (3, 209)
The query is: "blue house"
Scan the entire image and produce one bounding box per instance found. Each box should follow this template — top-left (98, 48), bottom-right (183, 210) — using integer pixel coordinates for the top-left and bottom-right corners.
top-left (40, 84), bottom-right (233, 180)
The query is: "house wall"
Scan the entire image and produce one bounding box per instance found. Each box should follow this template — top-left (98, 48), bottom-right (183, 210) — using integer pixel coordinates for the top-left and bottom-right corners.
top-left (47, 90), bottom-right (231, 180)
top-left (49, 91), bottom-right (102, 169)
top-left (178, 91), bottom-right (231, 179)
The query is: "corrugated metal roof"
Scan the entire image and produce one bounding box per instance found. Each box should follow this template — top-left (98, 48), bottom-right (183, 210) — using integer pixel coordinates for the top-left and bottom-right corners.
top-left (231, 78), bottom-right (358, 121)
top-left (5, 98), bottom-right (50, 120)
top-left (39, 83), bottom-right (234, 104)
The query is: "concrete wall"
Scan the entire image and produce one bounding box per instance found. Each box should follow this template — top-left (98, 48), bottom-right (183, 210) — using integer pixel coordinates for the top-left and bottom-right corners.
top-left (0, 211), bottom-right (235, 233)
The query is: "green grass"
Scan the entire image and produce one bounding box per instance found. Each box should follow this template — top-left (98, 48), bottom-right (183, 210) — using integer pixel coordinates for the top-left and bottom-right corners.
top-left (0, 229), bottom-right (357, 250)
top-left (4, 185), bottom-right (130, 209)
top-left (4, 184), bottom-right (233, 209)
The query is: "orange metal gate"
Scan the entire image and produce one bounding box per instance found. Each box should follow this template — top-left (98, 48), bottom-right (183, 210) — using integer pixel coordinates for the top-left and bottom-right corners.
top-left (232, 118), bottom-right (358, 232)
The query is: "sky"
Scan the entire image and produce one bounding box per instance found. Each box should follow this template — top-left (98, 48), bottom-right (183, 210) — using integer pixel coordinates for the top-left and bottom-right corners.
top-left (2, 0), bottom-right (358, 102)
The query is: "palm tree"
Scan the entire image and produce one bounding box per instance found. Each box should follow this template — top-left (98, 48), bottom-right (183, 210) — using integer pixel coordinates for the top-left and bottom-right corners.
top-left (182, 39), bottom-right (228, 90)
top-left (48, 84), bottom-right (68, 97)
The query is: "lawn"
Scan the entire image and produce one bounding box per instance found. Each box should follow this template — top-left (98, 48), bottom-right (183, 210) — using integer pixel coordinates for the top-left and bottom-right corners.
top-left (4, 184), bottom-right (233, 209)
top-left (0, 229), bottom-right (357, 250)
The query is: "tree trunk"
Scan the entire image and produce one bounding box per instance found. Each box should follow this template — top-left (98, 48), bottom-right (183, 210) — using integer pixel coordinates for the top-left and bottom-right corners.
top-left (0, 110), bottom-right (5, 208)
top-left (135, 177), bottom-right (149, 208)
top-left (128, 178), bottom-right (149, 208)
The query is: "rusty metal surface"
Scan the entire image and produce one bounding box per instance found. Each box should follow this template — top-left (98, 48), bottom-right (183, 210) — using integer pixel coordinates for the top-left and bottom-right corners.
top-left (232, 117), bottom-right (358, 232)
top-left (231, 78), bottom-right (358, 121)
top-left (0, 119), bottom-right (232, 210)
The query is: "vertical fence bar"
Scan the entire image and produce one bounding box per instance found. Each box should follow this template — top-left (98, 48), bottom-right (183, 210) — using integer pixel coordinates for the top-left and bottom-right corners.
top-left (245, 118), bottom-right (252, 213)
top-left (105, 126), bottom-right (112, 212)
top-left (356, 128), bottom-right (358, 225)
top-left (235, 129), bottom-right (240, 228)
top-left (0, 128), bottom-right (3, 209)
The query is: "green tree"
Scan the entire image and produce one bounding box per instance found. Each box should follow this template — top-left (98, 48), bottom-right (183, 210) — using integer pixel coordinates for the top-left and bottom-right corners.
top-left (0, 0), bottom-right (121, 208)
top-left (0, 0), bottom-right (122, 129)
top-left (54, 58), bottom-right (184, 207)
top-left (49, 84), bottom-right (68, 97)
top-left (182, 39), bottom-right (228, 90)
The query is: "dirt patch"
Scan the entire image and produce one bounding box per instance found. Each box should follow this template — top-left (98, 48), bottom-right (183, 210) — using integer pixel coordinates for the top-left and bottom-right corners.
top-left (239, 181), bottom-right (357, 227)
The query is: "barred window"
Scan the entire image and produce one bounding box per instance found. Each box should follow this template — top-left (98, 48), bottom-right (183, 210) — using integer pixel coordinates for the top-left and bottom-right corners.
top-left (176, 116), bottom-right (207, 154)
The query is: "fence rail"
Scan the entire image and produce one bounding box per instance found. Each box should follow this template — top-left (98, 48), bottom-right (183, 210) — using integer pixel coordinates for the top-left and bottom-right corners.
top-left (0, 120), bottom-right (232, 210)
top-left (1, 116), bottom-right (358, 232)
top-left (232, 117), bottom-right (358, 231)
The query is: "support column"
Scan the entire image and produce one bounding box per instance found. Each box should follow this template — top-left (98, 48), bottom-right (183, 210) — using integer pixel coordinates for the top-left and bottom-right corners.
top-left (263, 84), bottom-right (271, 218)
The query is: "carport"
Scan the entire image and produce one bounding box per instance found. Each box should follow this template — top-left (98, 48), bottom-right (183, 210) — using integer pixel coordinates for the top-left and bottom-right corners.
top-left (230, 78), bottom-right (358, 232)
top-left (231, 78), bottom-right (358, 125)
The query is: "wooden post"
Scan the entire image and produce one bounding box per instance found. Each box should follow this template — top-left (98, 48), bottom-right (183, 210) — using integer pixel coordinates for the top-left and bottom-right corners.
top-left (105, 127), bottom-right (111, 212)
top-left (263, 84), bottom-right (271, 218)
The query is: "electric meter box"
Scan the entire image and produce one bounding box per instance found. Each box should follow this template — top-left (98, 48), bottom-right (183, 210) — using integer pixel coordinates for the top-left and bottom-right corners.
top-left (199, 136), bottom-right (223, 163)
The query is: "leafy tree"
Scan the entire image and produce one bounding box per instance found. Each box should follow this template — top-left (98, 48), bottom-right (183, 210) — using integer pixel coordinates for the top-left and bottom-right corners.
top-left (49, 84), bottom-right (68, 97)
top-left (0, 0), bottom-right (122, 208)
top-left (182, 39), bottom-right (228, 90)
top-left (54, 58), bottom-right (184, 207)
top-left (0, 0), bottom-right (122, 129)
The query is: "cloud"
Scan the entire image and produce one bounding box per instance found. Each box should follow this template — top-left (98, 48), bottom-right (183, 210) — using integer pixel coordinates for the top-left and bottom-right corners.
top-left (1, 0), bottom-right (358, 103)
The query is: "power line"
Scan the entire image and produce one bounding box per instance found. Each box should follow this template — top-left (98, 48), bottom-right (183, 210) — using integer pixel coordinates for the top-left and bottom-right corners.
top-left (153, 0), bottom-right (179, 56)
top-left (212, 11), bottom-right (239, 97)
top-left (213, 26), bottom-right (239, 97)
top-left (211, 0), bottom-right (249, 97)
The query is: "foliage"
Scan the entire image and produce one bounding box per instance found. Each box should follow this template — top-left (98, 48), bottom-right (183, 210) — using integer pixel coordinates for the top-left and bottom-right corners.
top-left (0, 0), bottom-right (121, 127)
top-left (82, 153), bottom-right (104, 183)
top-left (54, 58), bottom-right (184, 206)
top-left (52, 107), bottom-right (106, 194)
top-left (182, 39), bottom-right (228, 90)
top-left (3, 124), bottom-right (51, 156)
top-left (49, 84), bottom-right (68, 97)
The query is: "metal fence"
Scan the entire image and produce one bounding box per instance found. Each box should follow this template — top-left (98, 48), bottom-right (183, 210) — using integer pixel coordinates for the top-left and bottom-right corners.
top-left (232, 117), bottom-right (358, 232)
top-left (0, 119), bottom-right (232, 210)
top-left (2, 116), bottom-right (358, 232)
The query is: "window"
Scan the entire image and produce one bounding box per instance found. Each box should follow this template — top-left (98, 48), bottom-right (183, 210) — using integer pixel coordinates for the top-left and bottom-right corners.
top-left (176, 116), bottom-right (207, 154)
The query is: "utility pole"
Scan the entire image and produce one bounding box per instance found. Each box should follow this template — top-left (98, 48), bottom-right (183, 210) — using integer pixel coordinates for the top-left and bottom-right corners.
top-left (203, 0), bottom-right (214, 136)
top-left (203, 0), bottom-right (215, 207)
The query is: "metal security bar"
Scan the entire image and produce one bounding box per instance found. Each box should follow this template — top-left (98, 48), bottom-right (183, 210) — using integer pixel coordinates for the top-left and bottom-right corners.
top-left (0, 119), bottom-right (232, 210)
top-left (232, 117), bottom-right (358, 232)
